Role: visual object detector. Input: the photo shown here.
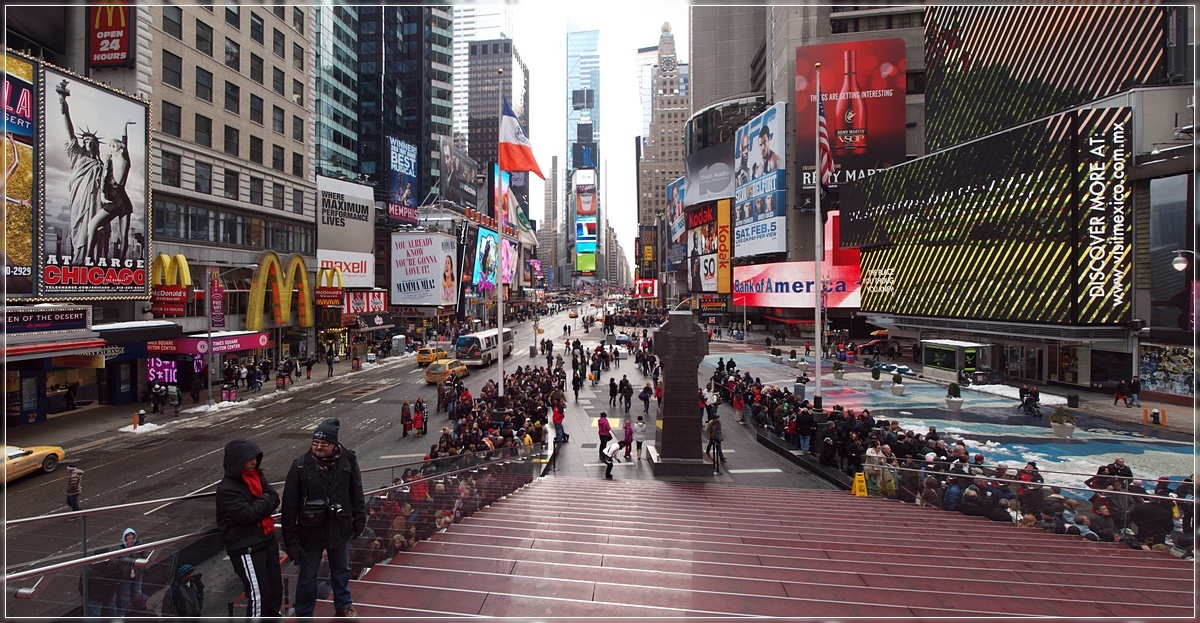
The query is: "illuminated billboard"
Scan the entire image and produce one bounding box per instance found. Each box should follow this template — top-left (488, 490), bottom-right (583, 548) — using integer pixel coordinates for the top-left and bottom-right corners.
top-left (684, 144), bottom-right (733, 207)
top-left (472, 227), bottom-right (499, 291)
top-left (733, 103), bottom-right (788, 257)
top-left (439, 136), bottom-right (478, 208)
top-left (574, 169), bottom-right (598, 271)
top-left (665, 176), bottom-right (687, 269)
top-left (794, 38), bottom-right (907, 188)
top-left (686, 202), bottom-right (731, 293)
top-left (924, 6), bottom-right (1164, 151)
top-left (733, 213), bottom-right (861, 309)
top-left (633, 278), bottom-right (658, 300)
top-left (390, 232), bottom-right (458, 306)
top-left (842, 107), bottom-right (1132, 325)
top-left (4, 53), bottom-right (36, 297)
top-left (317, 175), bottom-right (376, 288)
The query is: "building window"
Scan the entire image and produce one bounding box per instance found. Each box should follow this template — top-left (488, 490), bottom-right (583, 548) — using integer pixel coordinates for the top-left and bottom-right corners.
top-left (272, 182), bottom-right (285, 209)
top-left (161, 101), bottom-right (181, 136)
top-left (906, 70), bottom-right (926, 95)
top-left (194, 67), bottom-right (212, 101)
top-left (293, 7), bottom-right (304, 33)
top-left (162, 151), bottom-right (181, 187)
top-left (163, 5), bottom-right (182, 39)
top-left (225, 4), bottom-right (240, 28)
top-left (249, 94), bottom-right (264, 124)
top-left (292, 152), bottom-right (303, 177)
top-left (224, 81), bottom-right (240, 114)
top-left (195, 114), bottom-right (212, 147)
top-left (273, 6), bottom-right (285, 20)
top-left (249, 136), bottom-right (263, 164)
top-left (195, 161), bottom-right (212, 194)
top-left (223, 125), bottom-right (239, 156)
top-left (272, 106), bottom-right (284, 133)
top-left (272, 67), bottom-right (284, 95)
top-left (224, 38), bottom-right (240, 71)
top-left (196, 20), bottom-right (213, 56)
top-left (292, 115), bottom-right (303, 141)
top-left (272, 145), bottom-right (284, 171)
top-left (250, 53), bottom-right (263, 84)
top-left (224, 169), bottom-right (239, 200)
top-left (293, 188), bottom-right (304, 214)
top-left (292, 42), bottom-right (304, 70)
top-left (162, 52), bottom-right (182, 88)
top-left (273, 28), bottom-right (285, 58)
top-left (292, 79), bottom-right (303, 106)
top-left (250, 12), bottom-right (264, 44)
top-left (249, 177), bottom-right (263, 205)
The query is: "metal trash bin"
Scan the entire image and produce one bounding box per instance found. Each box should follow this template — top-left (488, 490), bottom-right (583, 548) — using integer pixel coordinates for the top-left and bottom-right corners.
top-left (276, 375), bottom-right (287, 391)
top-left (351, 357), bottom-right (362, 371)
top-left (1066, 394), bottom-right (1079, 408)
top-left (530, 345), bottom-right (538, 357)
top-left (221, 384), bottom-right (237, 402)
top-left (794, 383), bottom-right (806, 402)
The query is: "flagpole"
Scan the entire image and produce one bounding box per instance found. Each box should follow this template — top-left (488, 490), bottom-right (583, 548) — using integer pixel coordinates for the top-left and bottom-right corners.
top-left (812, 63), bottom-right (824, 412)
top-left (496, 68), bottom-right (506, 414)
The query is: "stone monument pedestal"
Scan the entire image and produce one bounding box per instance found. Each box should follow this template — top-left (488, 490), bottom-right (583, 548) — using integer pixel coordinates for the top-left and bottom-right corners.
top-left (648, 455), bottom-right (719, 477)
top-left (649, 311), bottom-right (711, 476)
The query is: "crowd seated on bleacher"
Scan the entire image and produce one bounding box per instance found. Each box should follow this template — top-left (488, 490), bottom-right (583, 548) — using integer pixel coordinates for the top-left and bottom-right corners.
top-left (723, 365), bottom-right (1198, 561)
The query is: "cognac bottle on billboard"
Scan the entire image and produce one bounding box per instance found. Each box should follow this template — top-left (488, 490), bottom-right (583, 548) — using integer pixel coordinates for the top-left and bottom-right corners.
top-left (835, 49), bottom-right (867, 152)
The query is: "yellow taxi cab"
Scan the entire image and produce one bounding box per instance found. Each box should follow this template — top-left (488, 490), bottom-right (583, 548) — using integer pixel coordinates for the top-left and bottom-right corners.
top-left (415, 346), bottom-right (448, 366)
top-left (568, 311), bottom-right (579, 318)
top-left (4, 444), bottom-right (66, 483)
top-left (425, 359), bottom-right (468, 384)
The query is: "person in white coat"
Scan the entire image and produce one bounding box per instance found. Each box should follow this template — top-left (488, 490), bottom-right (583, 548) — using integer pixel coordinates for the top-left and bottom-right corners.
top-left (633, 416), bottom-right (647, 460)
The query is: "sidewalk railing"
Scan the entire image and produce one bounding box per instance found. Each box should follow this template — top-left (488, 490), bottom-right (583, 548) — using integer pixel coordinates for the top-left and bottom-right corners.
top-left (4, 445), bottom-right (545, 618)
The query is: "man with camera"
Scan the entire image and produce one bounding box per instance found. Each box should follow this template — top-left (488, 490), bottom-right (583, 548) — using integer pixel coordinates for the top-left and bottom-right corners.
top-left (282, 419), bottom-right (366, 618)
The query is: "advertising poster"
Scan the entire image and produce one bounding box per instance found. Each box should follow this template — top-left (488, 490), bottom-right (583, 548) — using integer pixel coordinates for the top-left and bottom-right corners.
top-left (438, 136), bottom-right (478, 208)
top-left (472, 227), bottom-right (499, 291)
top-left (40, 66), bottom-right (149, 297)
top-left (687, 203), bottom-right (719, 293)
top-left (666, 176), bottom-right (687, 269)
top-left (684, 144), bottom-right (734, 207)
top-left (574, 168), bottom-right (597, 216)
top-left (715, 199), bottom-right (731, 294)
top-left (500, 239), bottom-right (518, 285)
top-left (390, 232), bottom-right (458, 306)
top-left (633, 278), bottom-right (658, 300)
top-left (576, 253), bottom-right (596, 273)
top-left (490, 163), bottom-right (508, 226)
top-left (734, 214), bottom-right (861, 309)
top-left (457, 222), bottom-right (478, 312)
top-left (1073, 106), bottom-right (1132, 325)
top-left (316, 175), bottom-right (375, 288)
top-left (4, 53), bottom-right (37, 296)
top-left (386, 135), bottom-right (418, 224)
top-left (733, 103), bottom-right (788, 257)
top-left (794, 38), bottom-right (906, 188)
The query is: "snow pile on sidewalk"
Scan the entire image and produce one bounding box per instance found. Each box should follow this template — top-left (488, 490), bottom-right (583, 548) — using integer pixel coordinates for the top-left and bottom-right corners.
top-left (969, 384), bottom-right (1067, 406)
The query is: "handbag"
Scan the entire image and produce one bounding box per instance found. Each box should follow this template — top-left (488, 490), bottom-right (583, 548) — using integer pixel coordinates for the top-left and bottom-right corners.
top-left (301, 498), bottom-right (328, 527)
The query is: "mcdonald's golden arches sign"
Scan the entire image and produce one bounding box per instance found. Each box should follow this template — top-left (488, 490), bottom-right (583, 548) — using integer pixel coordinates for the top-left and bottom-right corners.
top-left (87, 2), bottom-right (136, 69)
top-left (149, 254), bottom-right (191, 316)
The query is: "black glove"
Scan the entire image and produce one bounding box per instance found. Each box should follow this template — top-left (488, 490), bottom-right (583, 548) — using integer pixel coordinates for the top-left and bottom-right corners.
top-left (284, 546), bottom-right (305, 564)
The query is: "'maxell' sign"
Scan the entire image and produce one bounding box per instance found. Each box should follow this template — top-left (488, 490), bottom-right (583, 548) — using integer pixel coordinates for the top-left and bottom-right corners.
top-left (87, 3), bottom-right (136, 69)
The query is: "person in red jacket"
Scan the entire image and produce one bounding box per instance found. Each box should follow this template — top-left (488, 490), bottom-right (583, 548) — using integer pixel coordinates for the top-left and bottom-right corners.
top-left (552, 402), bottom-right (566, 443)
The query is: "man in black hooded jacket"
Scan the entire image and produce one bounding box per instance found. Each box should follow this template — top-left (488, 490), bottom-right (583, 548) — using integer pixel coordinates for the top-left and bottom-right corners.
top-left (215, 438), bottom-right (283, 618)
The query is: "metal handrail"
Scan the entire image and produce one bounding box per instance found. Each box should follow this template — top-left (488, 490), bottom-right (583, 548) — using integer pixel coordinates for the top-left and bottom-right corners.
top-left (4, 445), bottom-right (545, 592)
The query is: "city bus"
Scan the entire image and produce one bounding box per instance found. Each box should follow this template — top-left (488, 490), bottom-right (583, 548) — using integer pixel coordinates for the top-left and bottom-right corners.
top-left (453, 328), bottom-right (515, 366)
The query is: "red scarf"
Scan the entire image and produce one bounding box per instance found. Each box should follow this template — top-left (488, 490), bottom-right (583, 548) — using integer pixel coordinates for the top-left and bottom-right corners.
top-left (241, 470), bottom-right (275, 536)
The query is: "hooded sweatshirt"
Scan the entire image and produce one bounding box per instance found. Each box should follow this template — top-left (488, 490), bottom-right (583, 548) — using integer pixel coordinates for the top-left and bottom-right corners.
top-left (215, 439), bottom-right (280, 554)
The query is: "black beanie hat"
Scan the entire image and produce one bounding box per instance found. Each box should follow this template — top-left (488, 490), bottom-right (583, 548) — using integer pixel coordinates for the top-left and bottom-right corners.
top-left (313, 418), bottom-right (340, 443)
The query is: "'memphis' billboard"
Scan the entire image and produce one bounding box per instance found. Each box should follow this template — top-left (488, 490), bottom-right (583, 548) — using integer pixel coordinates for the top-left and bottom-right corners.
top-left (841, 106), bottom-right (1131, 325)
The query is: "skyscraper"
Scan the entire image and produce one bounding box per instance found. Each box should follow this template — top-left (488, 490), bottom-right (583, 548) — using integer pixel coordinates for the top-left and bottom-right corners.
top-left (451, 4), bottom-right (514, 150)
top-left (637, 23), bottom-right (689, 226)
top-left (565, 29), bottom-right (601, 161)
top-left (466, 38), bottom-right (529, 168)
top-left (314, 4), bottom-right (359, 180)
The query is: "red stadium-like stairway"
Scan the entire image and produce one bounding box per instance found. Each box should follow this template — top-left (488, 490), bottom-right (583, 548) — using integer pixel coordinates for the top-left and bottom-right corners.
top-left (329, 477), bottom-right (1194, 618)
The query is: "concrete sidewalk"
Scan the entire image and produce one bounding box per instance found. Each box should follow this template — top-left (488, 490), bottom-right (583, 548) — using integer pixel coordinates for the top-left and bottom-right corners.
top-left (4, 350), bottom-right (418, 453)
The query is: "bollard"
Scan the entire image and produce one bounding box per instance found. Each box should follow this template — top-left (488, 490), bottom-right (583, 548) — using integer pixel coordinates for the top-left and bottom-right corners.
top-left (1161, 410), bottom-right (1168, 426)
top-left (132, 413), bottom-right (138, 430)
top-left (1141, 408), bottom-right (1148, 424)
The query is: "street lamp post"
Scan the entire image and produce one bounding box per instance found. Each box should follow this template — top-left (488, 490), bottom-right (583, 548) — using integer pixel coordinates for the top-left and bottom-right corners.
top-left (1171, 249), bottom-right (1195, 272)
top-left (207, 264), bottom-right (257, 407)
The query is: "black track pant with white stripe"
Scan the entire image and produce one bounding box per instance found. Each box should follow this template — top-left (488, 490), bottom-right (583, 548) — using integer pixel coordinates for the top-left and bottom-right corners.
top-left (229, 539), bottom-right (283, 619)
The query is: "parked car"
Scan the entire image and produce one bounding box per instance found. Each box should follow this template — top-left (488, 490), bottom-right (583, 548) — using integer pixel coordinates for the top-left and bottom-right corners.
top-left (425, 359), bottom-right (469, 384)
top-left (415, 346), bottom-right (448, 366)
top-left (568, 311), bottom-right (579, 318)
top-left (4, 445), bottom-right (66, 483)
top-left (615, 332), bottom-right (632, 345)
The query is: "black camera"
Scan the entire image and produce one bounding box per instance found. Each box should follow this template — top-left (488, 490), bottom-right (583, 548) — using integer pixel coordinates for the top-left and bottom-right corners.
top-left (329, 502), bottom-right (345, 518)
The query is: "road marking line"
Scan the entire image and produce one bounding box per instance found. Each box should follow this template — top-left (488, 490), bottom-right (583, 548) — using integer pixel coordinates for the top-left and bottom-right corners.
top-left (726, 468), bottom-right (782, 474)
top-left (320, 398), bottom-right (336, 404)
top-left (363, 398), bottom-right (381, 404)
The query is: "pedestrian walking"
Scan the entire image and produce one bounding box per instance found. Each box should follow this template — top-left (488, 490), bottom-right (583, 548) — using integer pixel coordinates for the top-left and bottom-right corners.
top-left (65, 464), bottom-right (84, 512)
top-left (638, 383), bottom-right (652, 414)
top-left (305, 357), bottom-right (314, 380)
top-left (622, 418), bottom-right (634, 459)
top-left (633, 415), bottom-right (647, 460)
top-left (401, 401), bottom-right (412, 437)
top-left (619, 376), bottom-right (633, 413)
top-left (281, 419), bottom-right (366, 618)
top-left (597, 412), bottom-right (613, 462)
top-left (608, 378), bottom-right (618, 407)
top-left (1128, 377), bottom-right (1142, 407)
top-left (327, 354), bottom-right (335, 378)
top-left (705, 415), bottom-right (725, 472)
top-left (215, 439), bottom-right (283, 619)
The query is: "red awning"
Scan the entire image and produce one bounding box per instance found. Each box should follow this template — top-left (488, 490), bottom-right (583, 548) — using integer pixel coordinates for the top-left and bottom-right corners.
top-left (5, 338), bottom-right (109, 362)
top-left (763, 315), bottom-right (815, 326)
